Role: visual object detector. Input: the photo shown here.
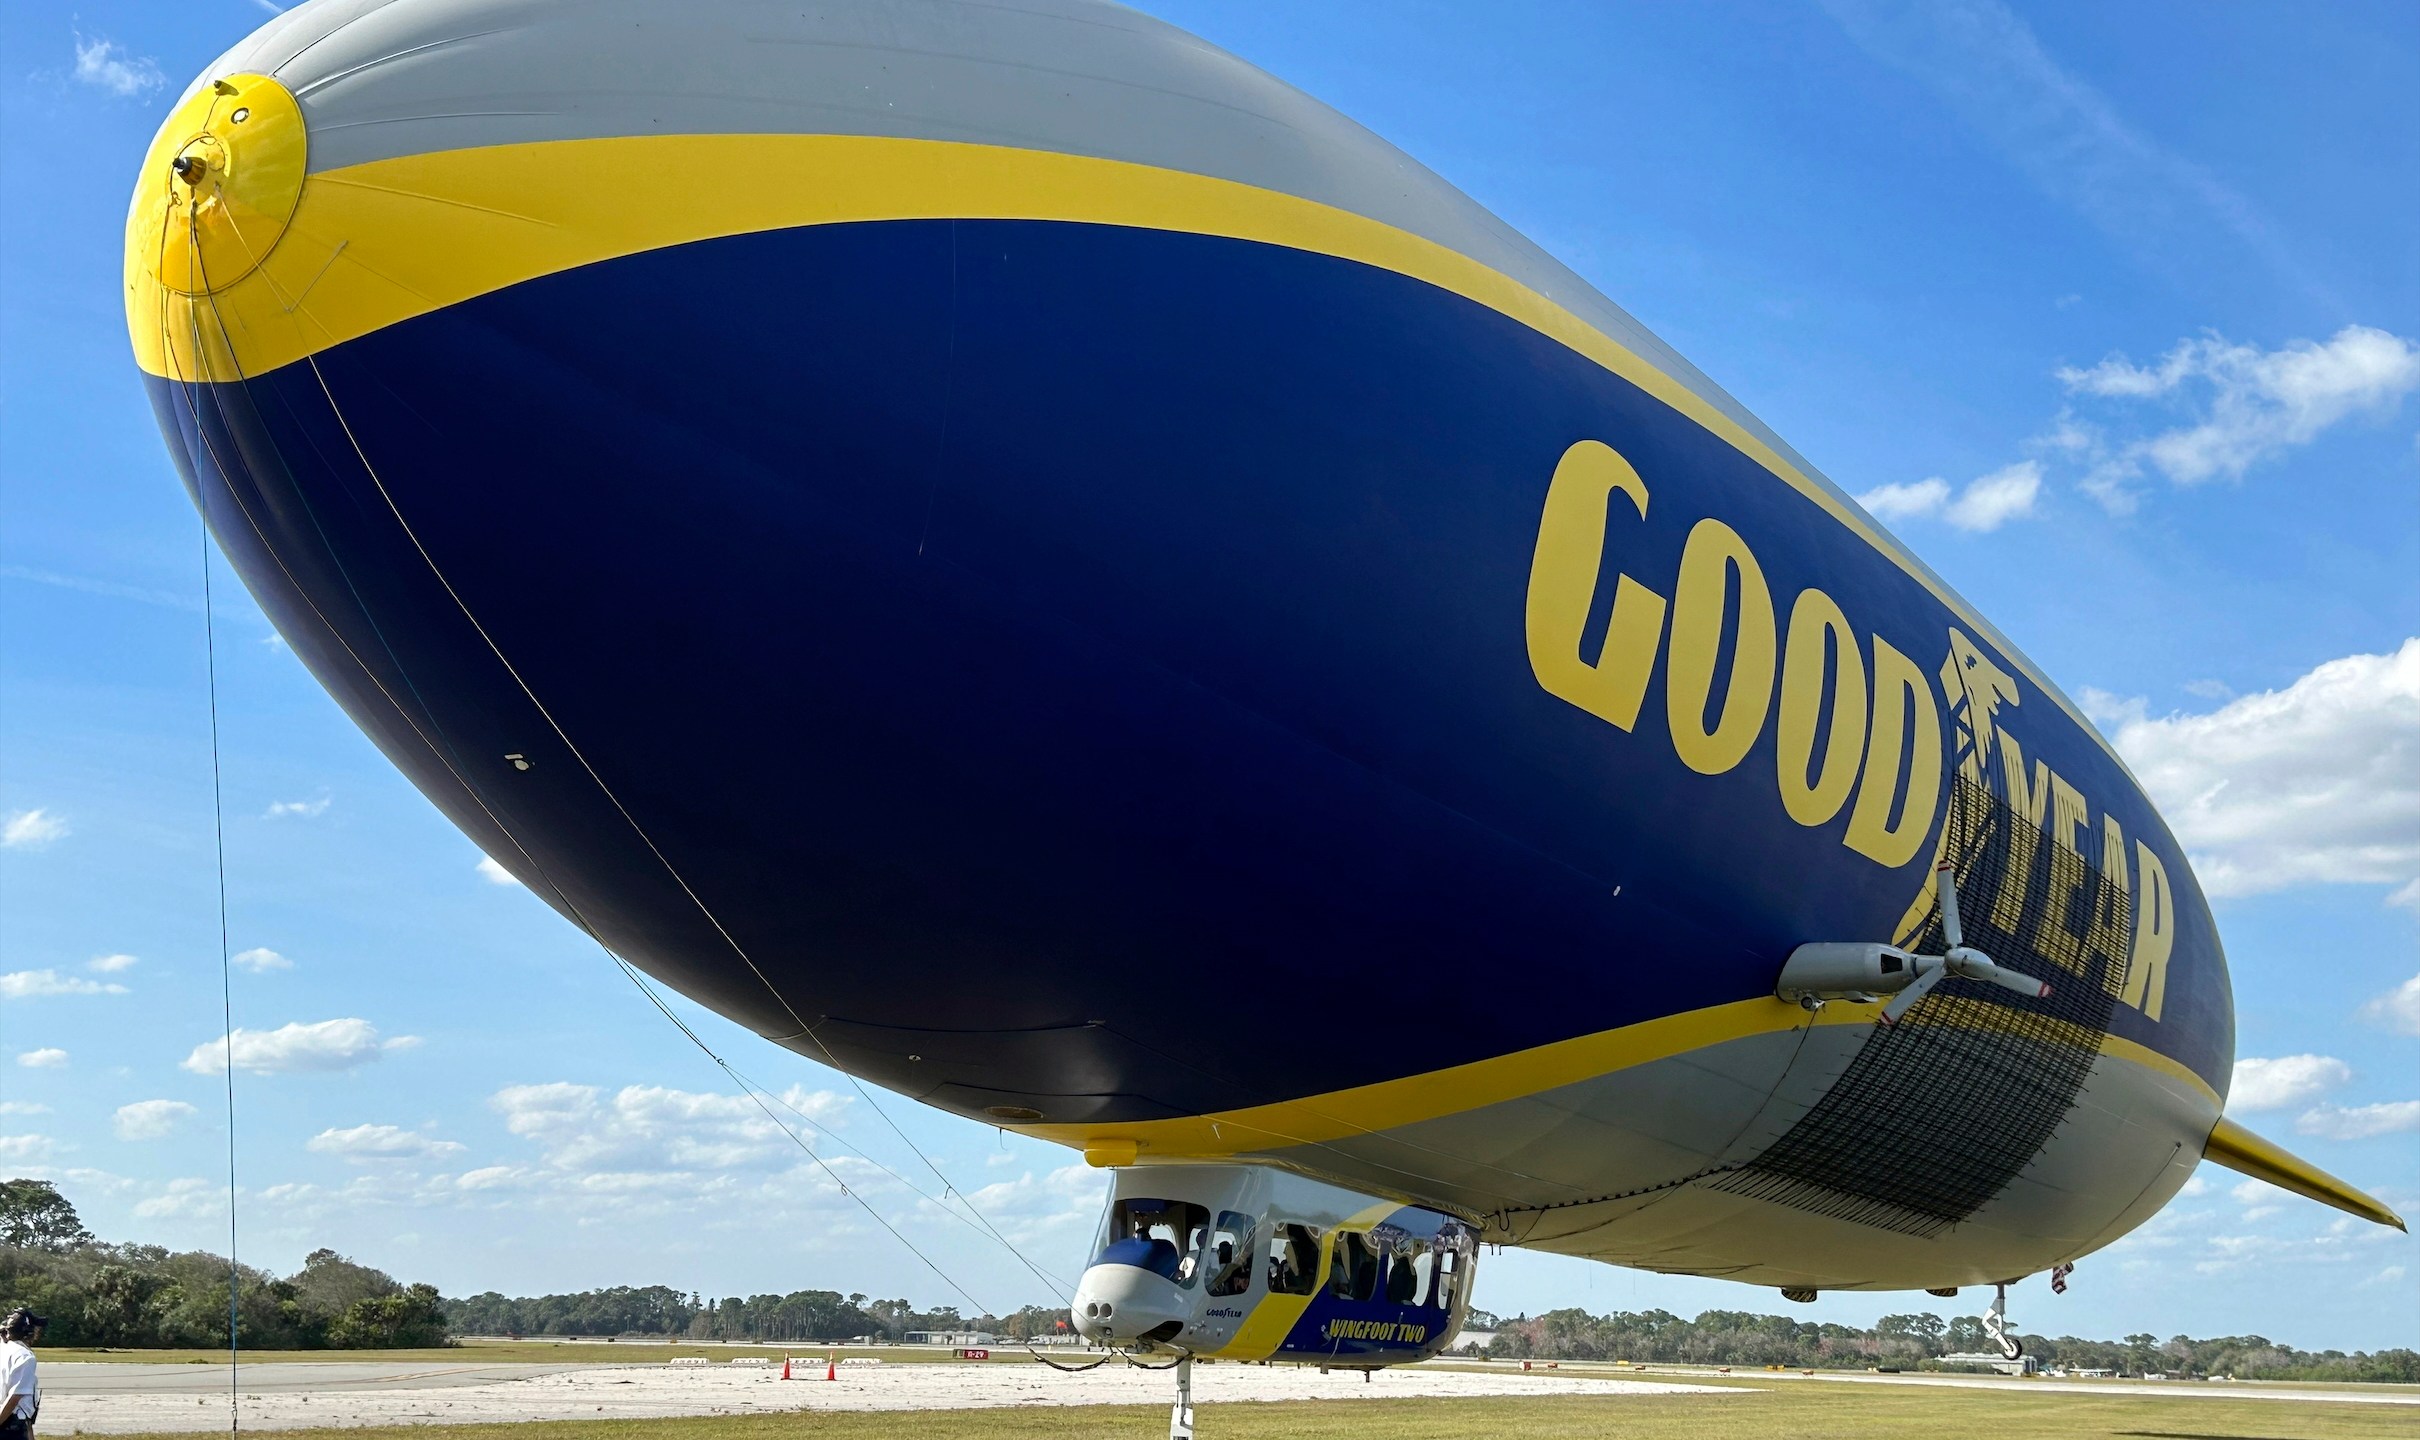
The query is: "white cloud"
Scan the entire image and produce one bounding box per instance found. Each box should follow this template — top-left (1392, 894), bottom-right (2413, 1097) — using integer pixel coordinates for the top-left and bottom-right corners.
top-left (1856, 477), bottom-right (1949, 522)
top-left (2363, 972), bottom-right (2420, 1036)
top-left (2063, 327), bottom-right (2420, 479)
top-left (0, 969), bottom-right (129, 999)
top-left (1856, 463), bottom-right (2040, 534)
top-left (1942, 462), bottom-right (2042, 531)
top-left (307, 1123), bottom-right (466, 1163)
top-left (70, 34), bottom-right (165, 97)
top-left (476, 856), bottom-right (524, 887)
top-left (0, 1103), bottom-right (48, 1117)
top-left (1, 810), bottom-right (68, 850)
top-left (231, 947), bottom-right (293, 973)
top-left (491, 1082), bottom-right (846, 1173)
top-left (2230, 1055), bottom-right (2352, 1113)
top-left (2058, 326), bottom-right (2420, 511)
top-left (2181, 679), bottom-right (2234, 702)
top-left (951, 1163), bottom-right (1108, 1248)
top-left (134, 1177), bottom-right (223, 1220)
top-left (2222, 1177), bottom-right (2282, 1220)
top-left (16, 1049), bottom-right (67, 1068)
top-left (2361, 1265), bottom-right (2408, 1289)
top-left (0, 1136), bottom-right (56, 1163)
top-left (2075, 686), bottom-right (2146, 732)
top-left (114, 1099), bottom-right (198, 1141)
top-left (265, 794), bottom-right (331, 819)
top-left (2096, 639), bottom-right (2420, 901)
top-left (181, 1019), bottom-right (420, 1076)
top-left (87, 953), bottom-right (138, 974)
top-left (2296, 1101), bottom-right (2420, 1142)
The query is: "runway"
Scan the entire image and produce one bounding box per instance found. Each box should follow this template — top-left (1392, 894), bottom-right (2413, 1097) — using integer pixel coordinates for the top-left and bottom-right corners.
top-left (48, 1362), bottom-right (585, 1394)
top-left (37, 1359), bottom-right (1733, 1432)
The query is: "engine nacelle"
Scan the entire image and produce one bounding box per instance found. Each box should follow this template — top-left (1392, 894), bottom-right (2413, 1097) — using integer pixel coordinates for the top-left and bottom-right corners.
top-left (1070, 1164), bottom-right (1476, 1365)
top-left (1774, 941), bottom-right (1919, 1005)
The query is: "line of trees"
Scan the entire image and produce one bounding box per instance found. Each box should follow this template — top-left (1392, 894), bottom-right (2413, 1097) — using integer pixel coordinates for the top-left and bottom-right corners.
top-left (1478, 1307), bottom-right (2420, 1383)
top-left (439, 1287), bottom-right (1073, 1343)
top-left (1, 1180), bottom-right (447, 1349)
top-left (17, 1178), bottom-right (2407, 1378)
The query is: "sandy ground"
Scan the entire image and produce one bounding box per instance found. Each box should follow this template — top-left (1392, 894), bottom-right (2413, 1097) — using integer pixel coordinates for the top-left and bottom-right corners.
top-left (39, 1360), bottom-right (1732, 1431)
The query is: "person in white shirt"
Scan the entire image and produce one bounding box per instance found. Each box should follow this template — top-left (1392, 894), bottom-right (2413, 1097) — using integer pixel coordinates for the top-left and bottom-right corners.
top-left (0, 1309), bottom-right (41, 1440)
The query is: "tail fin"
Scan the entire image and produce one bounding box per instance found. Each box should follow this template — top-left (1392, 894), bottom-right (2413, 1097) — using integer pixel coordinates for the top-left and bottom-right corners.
top-left (2204, 1116), bottom-right (2406, 1231)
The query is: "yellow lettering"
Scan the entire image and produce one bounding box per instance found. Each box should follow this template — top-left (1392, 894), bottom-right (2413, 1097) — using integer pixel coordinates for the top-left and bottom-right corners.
top-left (1525, 440), bottom-right (1665, 730)
top-left (2122, 841), bottom-right (2175, 1021)
top-left (1665, 518), bottom-right (1777, 775)
top-left (1987, 728), bottom-right (2051, 931)
top-left (2045, 774), bottom-right (2090, 937)
top-left (1844, 636), bottom-right (1943, 868)
top-left (1775, 589), bottom-right (1868, 827)
top-left (2086, 814), bottom-right (2134, 975)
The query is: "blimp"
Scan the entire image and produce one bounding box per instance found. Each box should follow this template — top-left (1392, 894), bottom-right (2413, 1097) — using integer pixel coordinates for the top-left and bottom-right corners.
top-left (132, 0), bottom-right (2399, 1397)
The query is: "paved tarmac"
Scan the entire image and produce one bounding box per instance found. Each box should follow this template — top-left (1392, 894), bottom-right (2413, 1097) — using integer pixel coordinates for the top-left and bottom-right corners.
top-left (48, 1363), bottom-right (584, 1394)
top-left (37, 1360), bottom-right (1730, 1432)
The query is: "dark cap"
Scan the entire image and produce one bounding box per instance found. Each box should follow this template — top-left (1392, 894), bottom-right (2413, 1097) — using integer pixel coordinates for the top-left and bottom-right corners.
top-left (1, 1309), bottom-right (42, 1340)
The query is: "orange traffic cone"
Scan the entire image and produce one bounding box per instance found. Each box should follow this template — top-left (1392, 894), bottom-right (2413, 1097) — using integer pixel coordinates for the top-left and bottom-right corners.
top-left (779, 1356), bottom-right (791, 1381)
top-left (825, 1356), bottom-right (837, 1382)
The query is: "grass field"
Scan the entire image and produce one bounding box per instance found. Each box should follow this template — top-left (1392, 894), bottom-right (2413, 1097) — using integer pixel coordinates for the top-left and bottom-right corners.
top-left (84, 1386), bottom-right (2414, 1440)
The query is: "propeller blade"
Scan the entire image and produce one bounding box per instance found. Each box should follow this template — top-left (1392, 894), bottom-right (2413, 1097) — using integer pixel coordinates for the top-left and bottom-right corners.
top-left (1982, 964), bottom-right (2051, 1000)
top-left (1880, 962), bottom-right (1946, 1024)
top-left (1934, 861), bottom-right (1964, 951)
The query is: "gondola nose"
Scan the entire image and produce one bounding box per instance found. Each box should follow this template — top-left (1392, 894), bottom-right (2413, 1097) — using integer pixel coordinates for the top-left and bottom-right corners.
top-left (1069, 1263), bottom-right (1192, 1347)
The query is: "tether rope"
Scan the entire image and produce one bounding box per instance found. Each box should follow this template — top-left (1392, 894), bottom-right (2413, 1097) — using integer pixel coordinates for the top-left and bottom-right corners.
top-left (163, 121), bottom-right (244, 1435)
top-left (201, 481), bottom-right (241, 1436)
top-left (295, 343), bottom-right (1081, 1299)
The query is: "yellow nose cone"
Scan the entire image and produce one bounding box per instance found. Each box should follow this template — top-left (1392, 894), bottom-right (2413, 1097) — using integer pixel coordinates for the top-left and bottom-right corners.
top-left (129, 73), bottom-right (306, 297)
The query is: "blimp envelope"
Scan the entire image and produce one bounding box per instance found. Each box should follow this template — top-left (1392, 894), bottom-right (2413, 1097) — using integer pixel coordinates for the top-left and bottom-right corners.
top-left (127, 0), bottom-right (2398, 1297)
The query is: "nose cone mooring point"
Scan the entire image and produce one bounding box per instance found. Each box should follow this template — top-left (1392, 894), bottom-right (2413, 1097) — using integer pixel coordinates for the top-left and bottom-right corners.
top-left (129, 73), bottom-right (306, 298)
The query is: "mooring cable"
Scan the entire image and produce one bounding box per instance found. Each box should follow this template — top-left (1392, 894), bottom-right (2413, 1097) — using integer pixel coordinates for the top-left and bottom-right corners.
top-left (163, 134), bottom-right (245, 1437)
top-left (164, 257), bottom-right (1041, 1338)
top-left (595, 951), bottom-right (1010, 1319)
top-left (294, 342), bottom-right (1079, 1302)
top-left (199, 404), bottom-right (242, 1440)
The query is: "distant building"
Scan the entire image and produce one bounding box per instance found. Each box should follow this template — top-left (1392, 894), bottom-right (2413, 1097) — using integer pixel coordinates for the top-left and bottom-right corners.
top-left (1937, 1352), bottom-right (2039, 1376)
top-left (905, 1330), bottom-right (998, 1347)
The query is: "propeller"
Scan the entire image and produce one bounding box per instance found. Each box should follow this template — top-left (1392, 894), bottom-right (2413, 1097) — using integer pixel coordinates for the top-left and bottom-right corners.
top-left (1878, 862), bottom-right (2052, 1024)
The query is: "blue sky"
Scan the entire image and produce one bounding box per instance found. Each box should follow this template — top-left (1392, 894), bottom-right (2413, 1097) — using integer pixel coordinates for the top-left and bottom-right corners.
top-left (3, 0), bottom-right (2415, 1349)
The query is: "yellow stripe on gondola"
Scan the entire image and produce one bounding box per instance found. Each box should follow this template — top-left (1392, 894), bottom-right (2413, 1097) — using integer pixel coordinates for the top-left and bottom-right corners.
top-left (1210, 1199), bottom-right (1397, 1363)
